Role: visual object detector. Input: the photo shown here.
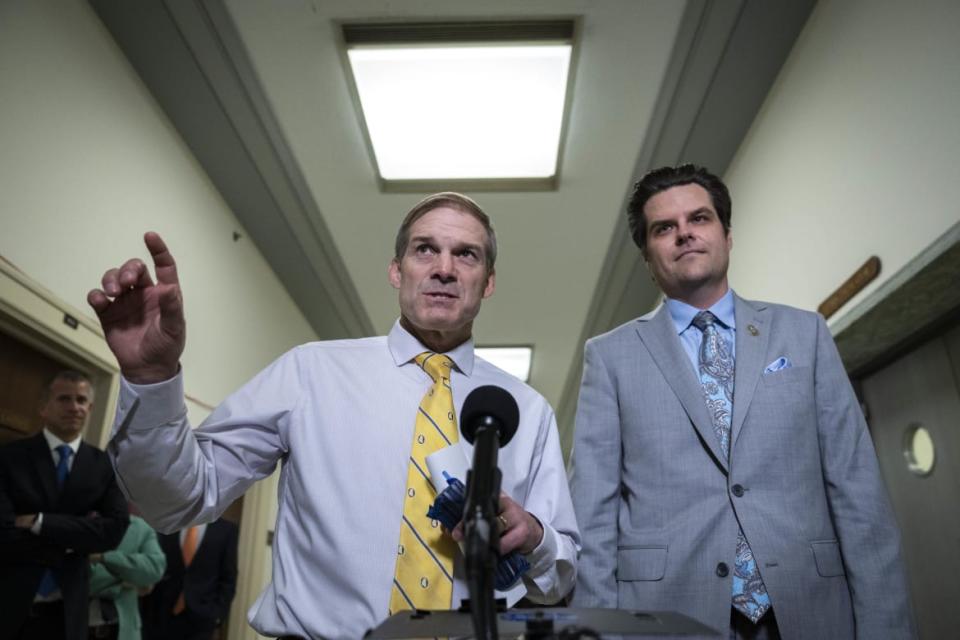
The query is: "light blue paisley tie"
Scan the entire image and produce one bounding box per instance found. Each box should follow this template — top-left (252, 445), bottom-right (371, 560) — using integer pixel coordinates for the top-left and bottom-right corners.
top-left (693, 311), bottom-right (771, 624)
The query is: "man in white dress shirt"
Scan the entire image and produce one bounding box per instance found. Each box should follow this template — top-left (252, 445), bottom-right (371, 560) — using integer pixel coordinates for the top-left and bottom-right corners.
top-left (88, 193), bottom-right (580, 639)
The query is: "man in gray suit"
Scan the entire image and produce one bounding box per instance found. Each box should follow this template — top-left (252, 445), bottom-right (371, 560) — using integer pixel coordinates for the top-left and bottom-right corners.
top-left (569, 164), bottom-right (914, 639)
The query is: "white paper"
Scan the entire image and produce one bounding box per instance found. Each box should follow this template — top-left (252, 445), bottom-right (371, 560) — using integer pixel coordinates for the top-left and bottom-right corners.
top-left (426, 445), bottom-right (528, 607)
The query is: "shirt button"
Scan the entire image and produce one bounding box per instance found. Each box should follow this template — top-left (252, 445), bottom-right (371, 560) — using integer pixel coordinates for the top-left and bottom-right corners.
top-left (407, 488), bottom-right (415, 498)
top-left (732, 484), bottom-right (744, 497)
top-left (716, 562), bottom-right (729, 578)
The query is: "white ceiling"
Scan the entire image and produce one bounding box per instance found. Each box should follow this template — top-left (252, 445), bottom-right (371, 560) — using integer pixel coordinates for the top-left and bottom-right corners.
top-left (89, 0), bottom-right (814, 449)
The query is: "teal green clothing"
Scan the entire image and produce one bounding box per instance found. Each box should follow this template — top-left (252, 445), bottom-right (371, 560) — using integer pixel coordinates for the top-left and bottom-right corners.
top-left (89, 515), bottom-right (166, 640)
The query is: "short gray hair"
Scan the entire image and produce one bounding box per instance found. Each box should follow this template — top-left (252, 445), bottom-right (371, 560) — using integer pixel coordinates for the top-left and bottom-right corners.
top-left (394, 192), bottom-right (497, 273)
top-left (42, 370), bottom-right (95, 403)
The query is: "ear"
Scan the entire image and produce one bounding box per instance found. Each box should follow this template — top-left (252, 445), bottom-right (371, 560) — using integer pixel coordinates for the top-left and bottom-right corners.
top-left (482, 270), bottom-right (496, 299)
top-left (641, 251), bottom-right (658, 283)
top-left (726, 229), bottom-right (733, 253)
top-left (388, 259), bottom-right (402, 290)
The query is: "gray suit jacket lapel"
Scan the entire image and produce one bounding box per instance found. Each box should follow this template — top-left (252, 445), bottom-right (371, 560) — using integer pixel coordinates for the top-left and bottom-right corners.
top-left (731, 295), bottom-right (770, 449)
top-left (635, 304), bottom-right (729, 473)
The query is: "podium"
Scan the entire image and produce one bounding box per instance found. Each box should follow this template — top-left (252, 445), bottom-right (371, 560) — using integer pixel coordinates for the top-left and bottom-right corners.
top-left (365, 607), bottom-right (720, 638)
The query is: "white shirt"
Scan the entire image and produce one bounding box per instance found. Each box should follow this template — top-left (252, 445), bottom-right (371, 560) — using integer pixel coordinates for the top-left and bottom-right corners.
top-left (108, 321), bottom-right (580, 639)
top-left (31, 429), bottom-right (82, 601)
top-left (41, 428), bottom-right (81, 471)
top-left (32, 429), bottom-right (83, 536)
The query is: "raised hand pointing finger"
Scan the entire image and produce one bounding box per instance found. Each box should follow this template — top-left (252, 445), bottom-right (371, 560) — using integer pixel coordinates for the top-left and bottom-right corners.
top-left (145, 231), bottom-right (180, 286)
top-left (88, 231), bottom-right (186, 384)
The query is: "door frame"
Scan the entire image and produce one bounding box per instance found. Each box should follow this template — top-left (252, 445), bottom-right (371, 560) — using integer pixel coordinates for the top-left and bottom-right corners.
top-left (0, 257), bottom-right (119, 447)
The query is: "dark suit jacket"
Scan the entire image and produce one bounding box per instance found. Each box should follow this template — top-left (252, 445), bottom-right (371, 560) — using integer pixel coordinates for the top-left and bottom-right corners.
top-left (142, 519), bottom-right (238, 638)
top-left (0, 432), bottom-right (129, 640)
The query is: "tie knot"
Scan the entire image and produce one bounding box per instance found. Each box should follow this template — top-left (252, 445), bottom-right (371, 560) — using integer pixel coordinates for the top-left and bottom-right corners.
top-left (56, 444), bottom-right (73, 461)
top-left (692, 310), bottom-right (718, 332)
top-left (415, 352), bottom-right (453, 382)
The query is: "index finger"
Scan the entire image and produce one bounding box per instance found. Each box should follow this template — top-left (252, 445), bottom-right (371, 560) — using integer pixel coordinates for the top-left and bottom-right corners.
top-left (144, 231), bottom-right (179, 286)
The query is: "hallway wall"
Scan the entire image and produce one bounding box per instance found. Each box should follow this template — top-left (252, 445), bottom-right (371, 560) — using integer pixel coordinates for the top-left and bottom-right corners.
top-left (725, 0), bottom-right (960, 320)
top-left (0, 0), bottom-right (317, 413)
top-left (0, 3), bottom-right (318, 638)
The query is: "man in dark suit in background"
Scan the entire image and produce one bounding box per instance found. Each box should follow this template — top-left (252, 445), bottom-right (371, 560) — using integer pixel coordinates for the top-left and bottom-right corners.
top-left (0, 370), bottom-right (129, 640)
top-left (141, 518), bottom-right (238, 640)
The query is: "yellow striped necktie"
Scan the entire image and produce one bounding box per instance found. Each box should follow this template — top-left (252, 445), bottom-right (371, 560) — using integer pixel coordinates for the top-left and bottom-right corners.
top-left (389, 352), bottom-right (459, 613)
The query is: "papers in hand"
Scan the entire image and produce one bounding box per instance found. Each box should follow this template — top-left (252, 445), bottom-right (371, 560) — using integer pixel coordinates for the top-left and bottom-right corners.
top-left (425, 445), bottom-right (528, 607)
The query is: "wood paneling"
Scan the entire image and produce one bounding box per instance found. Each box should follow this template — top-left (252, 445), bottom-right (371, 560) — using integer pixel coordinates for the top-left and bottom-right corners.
top-left (0, 329), bottom-right (69, 445)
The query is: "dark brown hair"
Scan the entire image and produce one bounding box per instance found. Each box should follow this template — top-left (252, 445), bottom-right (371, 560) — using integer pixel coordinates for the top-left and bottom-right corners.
top-left (628, 164), bottom-right (732, 252)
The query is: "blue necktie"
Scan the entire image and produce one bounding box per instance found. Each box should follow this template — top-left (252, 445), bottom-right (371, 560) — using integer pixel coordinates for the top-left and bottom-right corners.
top-left (693, 311), bottom-right (771, 623)
top-left (54, 444), bottom-right (73, 488)
top-left (36, 444), bottom-right (73, 597)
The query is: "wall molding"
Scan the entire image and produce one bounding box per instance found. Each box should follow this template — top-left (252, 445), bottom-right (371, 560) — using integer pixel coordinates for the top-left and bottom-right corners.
top-left (0, 256), bottom-right (119, 448)
top-left (834, 222), bottom-right (960, 379)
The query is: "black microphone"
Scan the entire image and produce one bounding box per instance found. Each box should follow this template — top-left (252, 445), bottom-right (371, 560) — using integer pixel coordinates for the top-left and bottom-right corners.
top-left (460, 387), bottom-right (520, 528)
top-left (460, 385), bottom-right (520, 445)
top-left (459, 385), bottom-right (519, 640)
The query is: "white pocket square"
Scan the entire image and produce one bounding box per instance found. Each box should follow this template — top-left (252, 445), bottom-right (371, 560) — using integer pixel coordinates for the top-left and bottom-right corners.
top-left (764, 357), bottom-right (791, 374)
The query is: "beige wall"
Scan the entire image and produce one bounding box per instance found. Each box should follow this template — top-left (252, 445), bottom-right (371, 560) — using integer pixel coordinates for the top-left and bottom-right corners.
top-left (725, 0), bottom-right (960, 323)
top-left (0, 0), bottom-right (316, 408)
top-left (0, 2), bottom-right (316, 638)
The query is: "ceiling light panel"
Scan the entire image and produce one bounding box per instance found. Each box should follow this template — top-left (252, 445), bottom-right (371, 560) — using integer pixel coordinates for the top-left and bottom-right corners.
top-left (475, 347), bottom-right (533, 382)
top-left (342, 22), bottom-right (575, 186)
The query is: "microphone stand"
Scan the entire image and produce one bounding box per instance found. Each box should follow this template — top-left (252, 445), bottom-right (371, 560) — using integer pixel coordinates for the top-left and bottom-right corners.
top-left (464, 422), bottom-right (502, 640)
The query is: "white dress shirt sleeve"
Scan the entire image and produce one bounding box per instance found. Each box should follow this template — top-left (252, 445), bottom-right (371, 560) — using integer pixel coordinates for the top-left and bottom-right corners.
top-left (516, 401), bottom-right (580, 603)
top-left (109, 349), bottom-right (301, 533)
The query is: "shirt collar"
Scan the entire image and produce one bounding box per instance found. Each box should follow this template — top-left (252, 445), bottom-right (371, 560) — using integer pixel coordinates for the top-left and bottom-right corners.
top-left (387, 318), bottom-right (475, 376)
top-left (42, 428), bottom-right (82, 454)
top-left (665, 288), bottom-right (736, 335)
